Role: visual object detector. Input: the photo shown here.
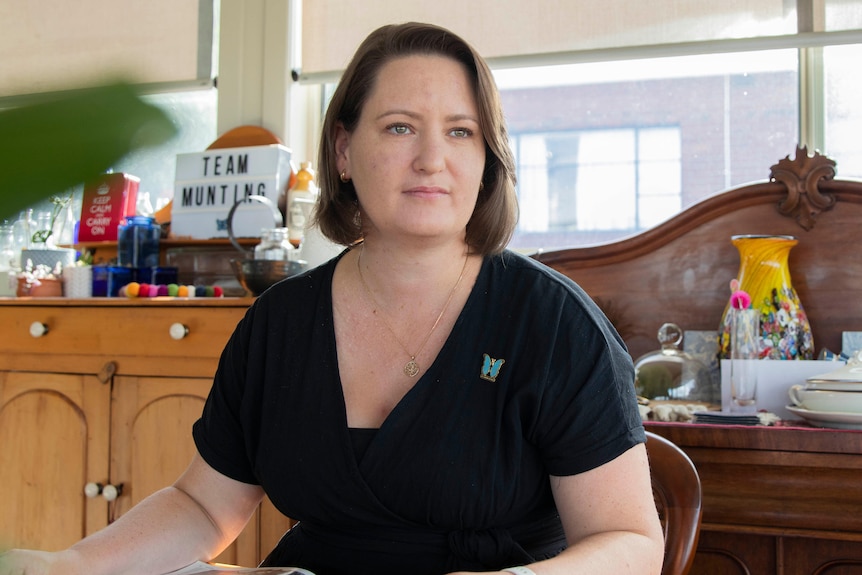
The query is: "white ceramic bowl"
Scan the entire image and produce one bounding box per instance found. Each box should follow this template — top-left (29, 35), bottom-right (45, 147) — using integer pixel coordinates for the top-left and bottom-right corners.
top-left (788, 385), bottom-right (862, 414)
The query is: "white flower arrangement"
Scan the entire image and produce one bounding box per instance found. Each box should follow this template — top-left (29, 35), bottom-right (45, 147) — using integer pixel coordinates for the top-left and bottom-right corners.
top-left (18, 258), bottom-right (63, 288)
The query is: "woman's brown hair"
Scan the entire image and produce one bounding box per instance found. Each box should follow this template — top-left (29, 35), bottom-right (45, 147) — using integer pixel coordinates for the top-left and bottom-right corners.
top-left (314, 22), bottom-right (518, 254)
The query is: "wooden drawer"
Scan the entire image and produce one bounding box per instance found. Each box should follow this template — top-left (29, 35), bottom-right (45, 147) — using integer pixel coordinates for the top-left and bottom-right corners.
top-left (0, 299), bottom-right (251, 377)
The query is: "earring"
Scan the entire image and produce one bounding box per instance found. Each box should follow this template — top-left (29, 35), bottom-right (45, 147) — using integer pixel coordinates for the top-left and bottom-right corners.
top-left (340, 170), bottom-right (350, 183)
top-left (353, 210), bottom-right (362, 227)
top-left (479, 181), bottom-right (485, 191)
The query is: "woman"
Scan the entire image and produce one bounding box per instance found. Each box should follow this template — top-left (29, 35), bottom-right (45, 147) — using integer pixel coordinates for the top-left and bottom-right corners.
top-left (0, 22), bottom-right (663, 575)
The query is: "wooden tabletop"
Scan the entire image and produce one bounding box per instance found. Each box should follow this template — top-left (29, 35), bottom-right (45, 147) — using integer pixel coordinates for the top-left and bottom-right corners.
top-left (646, 420), bottom-right (862, 454)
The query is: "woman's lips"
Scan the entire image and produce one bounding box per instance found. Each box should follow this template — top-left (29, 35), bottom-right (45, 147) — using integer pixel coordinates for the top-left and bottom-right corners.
top-left (405, 186), bottom-right (447, 198)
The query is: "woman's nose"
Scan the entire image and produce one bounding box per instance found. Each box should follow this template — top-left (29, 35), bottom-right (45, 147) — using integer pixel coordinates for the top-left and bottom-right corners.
top-left (412, 134), bottom-right (446, 174)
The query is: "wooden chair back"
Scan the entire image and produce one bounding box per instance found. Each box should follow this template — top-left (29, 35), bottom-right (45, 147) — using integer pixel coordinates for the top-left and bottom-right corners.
top-left (645, 431), bottom-right (703, 575)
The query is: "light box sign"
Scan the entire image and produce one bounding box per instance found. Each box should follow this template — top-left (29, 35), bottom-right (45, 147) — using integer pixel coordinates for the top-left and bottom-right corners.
top-left (172, 144), bottom-right (292, 239)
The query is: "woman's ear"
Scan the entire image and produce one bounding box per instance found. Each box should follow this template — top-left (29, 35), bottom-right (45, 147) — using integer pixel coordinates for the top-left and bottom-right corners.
top-left (334, 123), bottom-right (350, 172)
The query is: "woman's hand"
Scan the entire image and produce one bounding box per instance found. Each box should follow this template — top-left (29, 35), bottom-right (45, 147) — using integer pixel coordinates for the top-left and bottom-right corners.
top-left (0, 549), bottom-right (82, 575)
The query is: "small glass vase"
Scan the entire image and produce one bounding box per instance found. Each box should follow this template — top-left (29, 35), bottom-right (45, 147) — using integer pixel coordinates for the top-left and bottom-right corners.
top-left (729, 308), bottom-right (760, 413)
top-left (718, 234), bottom-right (814, 360)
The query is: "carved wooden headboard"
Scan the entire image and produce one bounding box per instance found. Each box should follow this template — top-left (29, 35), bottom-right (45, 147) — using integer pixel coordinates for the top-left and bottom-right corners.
top-left (534, 146), bottom-right (862, 361)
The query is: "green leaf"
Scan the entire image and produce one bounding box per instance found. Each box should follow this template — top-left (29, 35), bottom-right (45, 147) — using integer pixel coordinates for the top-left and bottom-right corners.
top-left (0, 82), bottom-right (177, 220)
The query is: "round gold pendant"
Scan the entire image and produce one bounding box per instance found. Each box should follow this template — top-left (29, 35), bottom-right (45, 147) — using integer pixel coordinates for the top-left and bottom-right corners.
top-left (404, 359), bottom-right (420, 377)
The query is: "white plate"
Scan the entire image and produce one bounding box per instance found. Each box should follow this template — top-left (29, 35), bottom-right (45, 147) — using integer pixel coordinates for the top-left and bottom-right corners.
top-left (786, 405), bottom-right (862, 429)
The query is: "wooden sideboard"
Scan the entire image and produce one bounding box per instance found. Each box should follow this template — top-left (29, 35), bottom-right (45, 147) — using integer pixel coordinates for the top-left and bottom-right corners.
top-left (646, 422), bottom-right (862, 574)
top-left (0, 297), bottom-right (292, 566)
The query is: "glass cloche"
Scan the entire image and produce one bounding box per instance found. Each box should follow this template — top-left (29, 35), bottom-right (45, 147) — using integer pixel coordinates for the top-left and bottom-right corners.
top-left (634, 323), bottom-right (719, 403)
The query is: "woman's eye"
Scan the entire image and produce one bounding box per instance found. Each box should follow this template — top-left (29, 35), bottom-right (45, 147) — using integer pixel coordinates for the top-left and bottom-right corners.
top-left (450, 128), bottom-right (473, 138)
top-left (387, 124), bottom-right (412, 135)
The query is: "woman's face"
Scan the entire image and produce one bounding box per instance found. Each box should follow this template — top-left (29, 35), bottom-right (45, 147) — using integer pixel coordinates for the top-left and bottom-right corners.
top-left (336, 55), bottom-right (486, 245)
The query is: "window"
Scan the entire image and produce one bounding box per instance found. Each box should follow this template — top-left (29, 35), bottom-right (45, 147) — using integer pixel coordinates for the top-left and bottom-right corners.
top-left (110, 89), bottom-right (218, 211)
top-left (497, 50), bottom-right (799, 251)
top-left (824, 44), bottom-right (862, 178)
top-left (511, 127), bottom-right (681, 249)
top-left (18, 88), bottom-right (218, 225)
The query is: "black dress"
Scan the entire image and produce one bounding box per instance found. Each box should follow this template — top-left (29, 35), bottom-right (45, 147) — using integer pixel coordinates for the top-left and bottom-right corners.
top-left (193, 250), bottom-right (644, 575)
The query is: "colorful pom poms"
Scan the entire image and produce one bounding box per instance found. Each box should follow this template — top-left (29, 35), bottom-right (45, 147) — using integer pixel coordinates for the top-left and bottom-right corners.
top-left (122, 281), bottom-right (224, 298)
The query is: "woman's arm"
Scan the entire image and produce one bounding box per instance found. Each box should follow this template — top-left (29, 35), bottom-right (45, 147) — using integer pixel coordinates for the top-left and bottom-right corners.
top-left (539, 442), bottom-right (665, 574)
top-left (0, 453), bottom-right (264, 575)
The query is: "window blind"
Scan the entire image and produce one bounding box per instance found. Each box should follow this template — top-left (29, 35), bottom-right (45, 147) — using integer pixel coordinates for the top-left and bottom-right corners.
top-left (298, 0), bottom-right (796, 79)
top-left (0, 0), bottom-right (213, 98)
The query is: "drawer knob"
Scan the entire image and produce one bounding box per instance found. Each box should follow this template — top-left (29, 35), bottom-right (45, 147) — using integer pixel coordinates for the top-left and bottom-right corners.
top-left (169, 323), bottom-right (189, 340)
top-left (84, 482), bottom-right (103, 498)
top-left (102, 483), bottom-right (123, 502)
top-left (29, 322), bottom-right (48, 338)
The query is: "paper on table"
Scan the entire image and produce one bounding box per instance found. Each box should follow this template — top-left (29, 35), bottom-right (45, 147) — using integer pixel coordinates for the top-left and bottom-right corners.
top-left (163, 561), bottom-right (315, 575)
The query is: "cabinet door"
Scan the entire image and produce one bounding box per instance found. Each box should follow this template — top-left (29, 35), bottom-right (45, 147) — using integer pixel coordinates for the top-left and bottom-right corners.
top-left (0, 371), bottom-right (110, 550)
top-left (783, 537), bottom-right (862, 575)
top-left (110, 376), bottom-right (261, 566)
top-left (690, 530), bottom-right (777, 574)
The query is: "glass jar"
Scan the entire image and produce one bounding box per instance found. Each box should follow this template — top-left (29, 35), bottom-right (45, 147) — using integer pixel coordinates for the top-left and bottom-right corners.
top-left (118, 216), bottom-right (160, 268)
top-left (0, 220), bottom-right (15, 272)
top-left (53, 199), bottom-right (78, 246)
top-left (11, 209), bottom-right (36, 252)
top-left (254, 228), bottom-right (295, 261)
top-left (32, 211), bottom-right (54, 247)
top-left (286, 161), bottom-right (319, 248)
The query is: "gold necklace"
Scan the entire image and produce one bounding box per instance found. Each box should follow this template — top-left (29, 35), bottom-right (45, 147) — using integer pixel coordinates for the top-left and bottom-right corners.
top-left (356, 245), bottom-right (469, 377)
